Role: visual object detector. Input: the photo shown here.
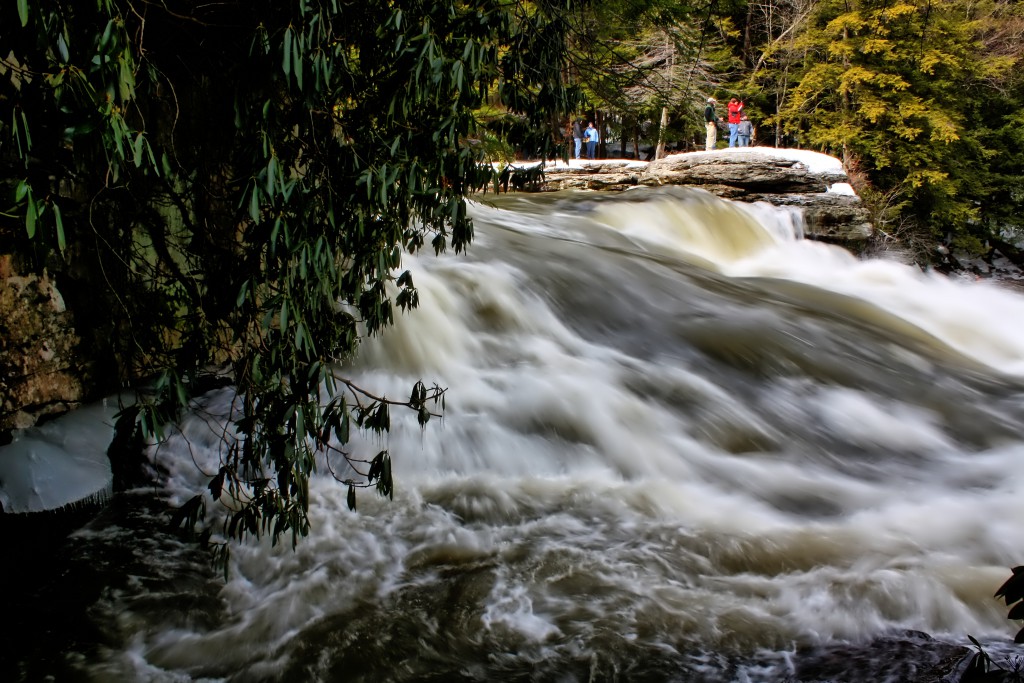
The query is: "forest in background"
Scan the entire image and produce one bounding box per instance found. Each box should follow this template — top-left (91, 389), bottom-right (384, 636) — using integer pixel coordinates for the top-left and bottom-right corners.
top-left (534, 0), bottom-right (1024, 259)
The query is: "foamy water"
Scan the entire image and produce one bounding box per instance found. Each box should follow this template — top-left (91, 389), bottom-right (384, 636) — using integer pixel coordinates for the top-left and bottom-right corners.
top-left (38, 187), bottom-right (1024, 681)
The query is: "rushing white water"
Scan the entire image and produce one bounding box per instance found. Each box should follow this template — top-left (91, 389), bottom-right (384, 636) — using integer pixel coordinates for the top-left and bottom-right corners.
top-left (35, 187), bottom-right (1024, 681)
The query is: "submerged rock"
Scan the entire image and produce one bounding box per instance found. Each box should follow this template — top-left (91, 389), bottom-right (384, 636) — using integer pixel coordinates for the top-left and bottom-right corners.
top-left (791, 630), bottom-right (971, 682)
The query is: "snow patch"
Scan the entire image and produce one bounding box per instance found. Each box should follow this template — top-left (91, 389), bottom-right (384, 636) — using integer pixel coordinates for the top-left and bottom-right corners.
top-left (526, 147), bottom-right (846, 176)
top-left (0, 397), bottom-right (126, 514)
top-left (827, 183), bottom-right (857, 196)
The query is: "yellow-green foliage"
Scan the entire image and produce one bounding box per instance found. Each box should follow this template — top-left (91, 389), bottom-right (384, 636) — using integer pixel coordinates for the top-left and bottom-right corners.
top-left (774, 0), bottom-right (1024, 243)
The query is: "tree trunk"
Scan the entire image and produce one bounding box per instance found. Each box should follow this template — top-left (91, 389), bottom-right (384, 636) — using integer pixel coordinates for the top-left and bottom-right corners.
top-left (619, 114), bottom-right (627, 158)
top-left (655, 106), bottom-right (669, 159)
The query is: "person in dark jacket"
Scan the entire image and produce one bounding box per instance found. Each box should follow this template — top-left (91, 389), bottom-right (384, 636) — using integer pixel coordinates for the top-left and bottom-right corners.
top-left (572, 119), bottom-right (584, 160)
top-left (704, 98), bottom-right (720, 151)
top-left (737, 115), bottom-right (753, 147)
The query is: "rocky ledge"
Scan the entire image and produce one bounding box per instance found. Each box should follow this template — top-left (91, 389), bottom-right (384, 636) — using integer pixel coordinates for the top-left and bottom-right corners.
top-left (0, 256), bottom-right (91, 434)
top-left (511, 147), bottom-right (873, 243)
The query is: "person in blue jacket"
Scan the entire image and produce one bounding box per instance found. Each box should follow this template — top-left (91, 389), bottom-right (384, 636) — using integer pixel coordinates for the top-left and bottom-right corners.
top-left (737, 115), bottom-right (753, 147)
top-left (584, 121), bottom-right (600, 160)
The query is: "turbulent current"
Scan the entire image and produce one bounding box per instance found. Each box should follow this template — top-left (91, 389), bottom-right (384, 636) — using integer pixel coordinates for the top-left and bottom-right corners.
top-left (11, 186), bottom-right (1024, 682)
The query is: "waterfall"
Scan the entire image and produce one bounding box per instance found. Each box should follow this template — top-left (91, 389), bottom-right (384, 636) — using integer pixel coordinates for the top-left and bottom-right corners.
top-left (9, 187), bottom-right (1024, 682)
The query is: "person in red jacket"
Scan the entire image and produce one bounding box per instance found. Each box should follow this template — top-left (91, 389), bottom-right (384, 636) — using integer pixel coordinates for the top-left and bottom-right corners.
top-left (727, 97), bottom-right (744, 147)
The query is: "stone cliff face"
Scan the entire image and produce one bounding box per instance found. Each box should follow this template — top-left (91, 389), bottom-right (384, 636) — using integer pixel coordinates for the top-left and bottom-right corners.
top-left (0, 256), bottom-right (92, 434)
top-left (527, 149), bottom-right (874, 242)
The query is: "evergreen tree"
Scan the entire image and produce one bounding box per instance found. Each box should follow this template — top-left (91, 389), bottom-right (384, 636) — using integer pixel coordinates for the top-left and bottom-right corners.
top-left (772, 0), bottom-right (1024, 247)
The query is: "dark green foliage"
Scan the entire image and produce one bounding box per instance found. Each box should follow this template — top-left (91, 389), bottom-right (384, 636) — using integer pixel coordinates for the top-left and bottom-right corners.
top-left (961, 569), bottom-right (1024, 682)
top-left (996, 567), bottom-right (1024, 643)
top-left (961, 634), bottom-right (1024, 682)
top-left (2, 0), bottom-right (582, 551)
top-left (567, 0), bottom-right (726, 154)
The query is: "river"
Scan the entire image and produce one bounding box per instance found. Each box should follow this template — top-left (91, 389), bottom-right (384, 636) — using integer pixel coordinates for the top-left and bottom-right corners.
top-left (7, 186), bottom-right (1024, 682)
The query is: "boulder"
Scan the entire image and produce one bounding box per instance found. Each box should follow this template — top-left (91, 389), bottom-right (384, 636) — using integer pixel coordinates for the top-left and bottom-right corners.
top-left (0, 256), bottom-right (89, 433)
top-left (541, 161), bottom-right (648, 193)
top-left (645, 149), bottom-right (848, 193)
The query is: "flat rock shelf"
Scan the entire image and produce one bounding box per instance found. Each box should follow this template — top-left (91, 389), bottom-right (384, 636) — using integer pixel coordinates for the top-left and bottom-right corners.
top-left (499, 147), bottom-right (874, 243)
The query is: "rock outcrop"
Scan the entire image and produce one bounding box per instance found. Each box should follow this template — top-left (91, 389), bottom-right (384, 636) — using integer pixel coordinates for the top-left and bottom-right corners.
top-left (644, 149), bottom-right (847, 193)
top-left (0, 256), bottom-right (90, 434)
top-left (538, 160), bottom-right (647, 191)
top-left (531, 148), bottom-right (873, 242)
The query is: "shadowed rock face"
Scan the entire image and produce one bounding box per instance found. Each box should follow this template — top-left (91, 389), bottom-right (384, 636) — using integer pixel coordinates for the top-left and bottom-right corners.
top-left (535, 150), bottom-right (873, 243)
top-left (789, 630), bottom-right (971, 683)
top-left (0, 256), bottom-right (88, 433)
top-left (749, 192), bottom-right (874, 241)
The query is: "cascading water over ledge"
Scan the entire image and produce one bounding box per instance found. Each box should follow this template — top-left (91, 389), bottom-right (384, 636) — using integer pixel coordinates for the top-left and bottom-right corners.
top-left (7, 187), bottom-right (1024, 682)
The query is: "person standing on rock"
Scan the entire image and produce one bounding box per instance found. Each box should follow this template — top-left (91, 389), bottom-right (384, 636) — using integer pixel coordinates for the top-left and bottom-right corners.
top-left (572, 119), bottom-right (584, 160)
top-left (737, 114), bottom-right (753, 147)
top-left (585, 121), bottom-right (600, 160)
top-left (704, 98), bottom-right (720, 151)
top-left (727, 97), bottom-right (744, 147)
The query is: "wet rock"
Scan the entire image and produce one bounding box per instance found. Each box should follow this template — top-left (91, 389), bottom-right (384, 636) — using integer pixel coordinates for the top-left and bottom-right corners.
top-left (750, 192), bottom-right (874, 242)
top-left (791, 630), bottom-right (971, 683)
top-left (541, 160), bottom-right (647, 192)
